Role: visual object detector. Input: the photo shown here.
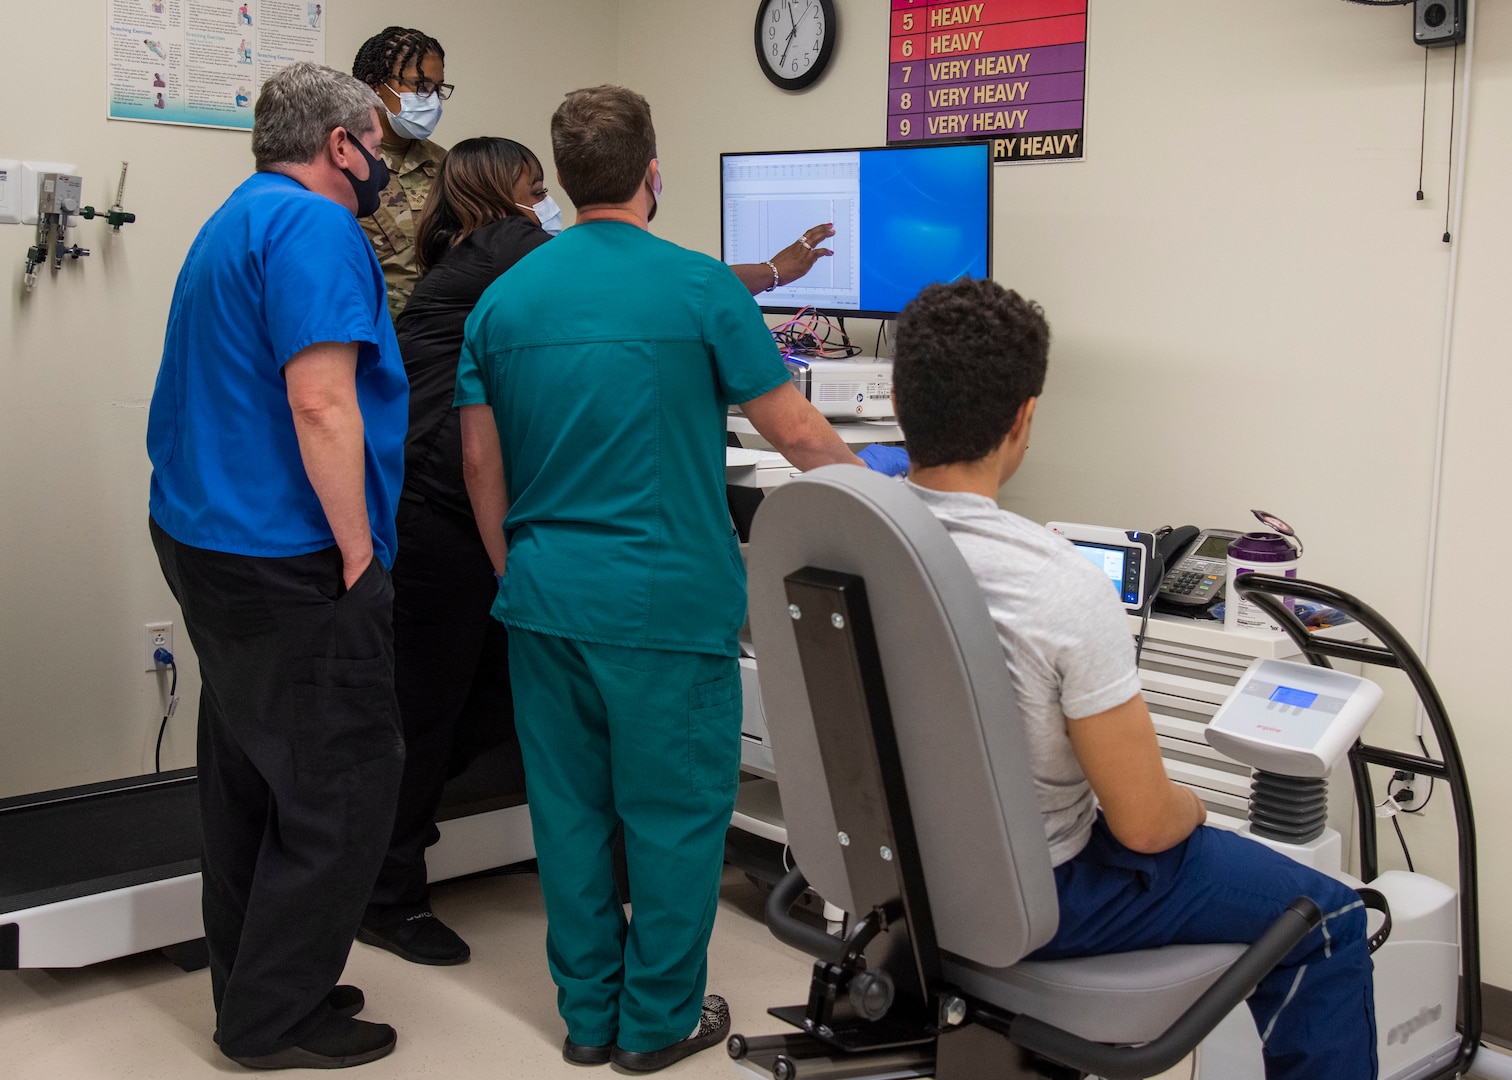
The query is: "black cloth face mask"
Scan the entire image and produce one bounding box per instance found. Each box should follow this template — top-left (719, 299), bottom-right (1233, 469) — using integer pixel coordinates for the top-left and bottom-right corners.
top-left (342, 133), bottom-right (390, 218)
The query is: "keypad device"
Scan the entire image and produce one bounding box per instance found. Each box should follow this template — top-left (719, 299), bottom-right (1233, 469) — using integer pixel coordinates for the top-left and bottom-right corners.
top-left (1157, 528), bottom-right (1242, 607)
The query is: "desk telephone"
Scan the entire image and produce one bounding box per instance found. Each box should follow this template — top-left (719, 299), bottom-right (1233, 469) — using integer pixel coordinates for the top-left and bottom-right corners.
top-left (1153, 526), bottom-right (1243, 609)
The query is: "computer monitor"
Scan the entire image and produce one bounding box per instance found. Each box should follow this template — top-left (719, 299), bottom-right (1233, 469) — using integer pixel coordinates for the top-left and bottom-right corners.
top-left (720, 142), bottom-right (993, 319)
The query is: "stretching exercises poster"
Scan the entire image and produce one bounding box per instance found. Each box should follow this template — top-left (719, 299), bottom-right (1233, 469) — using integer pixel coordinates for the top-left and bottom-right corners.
top-left (108, 0), bottom-right (326, 130)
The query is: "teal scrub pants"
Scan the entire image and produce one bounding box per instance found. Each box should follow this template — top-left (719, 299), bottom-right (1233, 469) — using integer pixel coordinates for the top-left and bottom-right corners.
top-left (508, 628), bottom-right (743, 1052)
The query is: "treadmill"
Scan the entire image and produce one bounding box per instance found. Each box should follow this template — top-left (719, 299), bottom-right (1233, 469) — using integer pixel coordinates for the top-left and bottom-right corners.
top-left (0, 744), bottom-right (533, 970)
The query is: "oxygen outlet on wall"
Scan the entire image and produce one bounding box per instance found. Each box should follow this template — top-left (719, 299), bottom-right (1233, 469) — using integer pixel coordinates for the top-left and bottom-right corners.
top-left (144, 622), bottom-right (174, 672)
top-left (23, 166), bottom-right (86, 290)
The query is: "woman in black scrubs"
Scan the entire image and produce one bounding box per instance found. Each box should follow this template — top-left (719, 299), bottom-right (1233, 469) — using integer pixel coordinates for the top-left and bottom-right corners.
top-left (359, 138), bottom-right (553, 964)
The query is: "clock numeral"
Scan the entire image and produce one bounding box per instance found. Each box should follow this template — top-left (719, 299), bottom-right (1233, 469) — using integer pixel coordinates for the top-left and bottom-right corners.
top-left (902, 39), bottom-right (914, 58)
top-left (772, 43), bottom-right (779, 57)
top-left (899, 118), bottom-right (912, 137)
top-left (772, 8), bottom-right (780, 22)
top-left (791, 59), bottom-right (799, 72)
top-left (769, 26), bottom-right (776, 38)
top-left (901, 65), bottom-right (912, 83)
top-left (900, 92), bottom-right (911, 110)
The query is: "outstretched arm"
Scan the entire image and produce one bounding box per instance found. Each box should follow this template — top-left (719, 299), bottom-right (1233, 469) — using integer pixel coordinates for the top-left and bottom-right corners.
top-left (731, 223), bottom-right (836, 296)
top-left (739, 381), bottom-right (863, 473)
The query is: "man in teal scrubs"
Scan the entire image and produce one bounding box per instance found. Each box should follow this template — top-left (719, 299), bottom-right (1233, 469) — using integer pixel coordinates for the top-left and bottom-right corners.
top-left (455, 85), bottom-right (872, 1073)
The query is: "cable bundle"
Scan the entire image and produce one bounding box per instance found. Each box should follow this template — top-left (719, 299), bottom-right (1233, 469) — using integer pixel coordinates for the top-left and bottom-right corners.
top-left (769, 307), bottom-right (862, 362)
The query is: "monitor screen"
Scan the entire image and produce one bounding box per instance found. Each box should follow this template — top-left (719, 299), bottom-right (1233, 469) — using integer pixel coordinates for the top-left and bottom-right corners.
top-left (1269, 686), bottom-right (1319, 710)
top-left (720, 143), bottom-right (992, 319)
top-left (1070, 541), bottom-right (1142, 608)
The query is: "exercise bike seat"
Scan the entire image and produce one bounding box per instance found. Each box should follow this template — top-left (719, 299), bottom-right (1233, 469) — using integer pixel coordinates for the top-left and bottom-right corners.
top-left (746, 467), bottom-right (1264, 1054)
top-left (948, 943), bottom-right (1246, 1045)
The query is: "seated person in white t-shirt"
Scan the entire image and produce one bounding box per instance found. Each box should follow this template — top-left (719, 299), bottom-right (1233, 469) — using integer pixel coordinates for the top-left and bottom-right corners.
top-left (891, 278), bottom-right (1377, 1080)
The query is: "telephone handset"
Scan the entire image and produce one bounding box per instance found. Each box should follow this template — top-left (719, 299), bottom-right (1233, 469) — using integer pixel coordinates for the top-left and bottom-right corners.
top-left (1155, 527), bottom-right (1243, 608)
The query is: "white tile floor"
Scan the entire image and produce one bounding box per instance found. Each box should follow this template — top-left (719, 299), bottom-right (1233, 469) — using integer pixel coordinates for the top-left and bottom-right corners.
top-left (0, 869), bottom-right (807, 1080)
top-left (0, 867), bottom-right (1195, 1079)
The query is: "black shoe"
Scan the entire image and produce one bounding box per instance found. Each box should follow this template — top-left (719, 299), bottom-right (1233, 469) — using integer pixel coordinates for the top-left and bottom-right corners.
top-left (328, 985), bottom-right (365, 1018)
top-left (214, 987), bottom-right (365, 1045)
top-left (357, 909), bottom-right (470, 966)
top-left (563, 1037), bottom-right (614, 1066)
top-left (225, 1014), bottom-right (396, 1070)
top-left (610, 996), bottom-right (730, 1074)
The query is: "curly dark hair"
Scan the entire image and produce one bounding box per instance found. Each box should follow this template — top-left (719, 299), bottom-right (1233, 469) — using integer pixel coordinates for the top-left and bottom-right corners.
top-left (892, 279), bottom-right (1050, 469)
top-left (352, 26), bottom-right (444, 89)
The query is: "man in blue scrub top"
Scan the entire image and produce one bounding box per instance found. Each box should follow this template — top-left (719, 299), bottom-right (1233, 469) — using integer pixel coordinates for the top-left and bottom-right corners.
top-left (146, 63), bottom-right (407, 1070)
top-left (456, 85), bottom-right (877, 1073)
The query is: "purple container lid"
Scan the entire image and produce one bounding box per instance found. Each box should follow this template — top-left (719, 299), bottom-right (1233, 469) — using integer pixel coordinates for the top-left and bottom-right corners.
top-left (1228, 532), bottom-right (1296, 562)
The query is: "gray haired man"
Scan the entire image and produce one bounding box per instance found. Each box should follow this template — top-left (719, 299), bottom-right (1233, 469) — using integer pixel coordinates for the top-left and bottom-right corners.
top-left (146, 62), bottom-right (408, 1069)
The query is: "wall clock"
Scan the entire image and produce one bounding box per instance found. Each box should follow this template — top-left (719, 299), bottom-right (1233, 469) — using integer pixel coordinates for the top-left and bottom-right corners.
top-left (754, 0), bottom-right (837, 91)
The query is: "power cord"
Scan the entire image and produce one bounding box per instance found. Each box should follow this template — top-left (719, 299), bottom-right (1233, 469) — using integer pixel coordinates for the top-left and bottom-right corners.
top-left (1390, 812), bottom-right (1415, 873)
top-left (1378, 733), bottom-right (1439, 873)
top-left (770, 306), bottom-right (862, 361)
top-left (1134, 527), bottom-right (1172, 664)
top-left (154, 647), bottom-right (179, 773)
top-left (1386, 736), bottom-right (1437, 814)
top-left (1376, 789), bottom-right (1417, 872)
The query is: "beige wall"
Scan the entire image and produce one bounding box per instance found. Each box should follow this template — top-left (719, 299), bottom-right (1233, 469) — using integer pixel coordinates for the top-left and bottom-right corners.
top-left (615, 0), bottom-right (1511, 985)
top-left (0, 0), bottom-right (618, 791)
top-left (1425, 0), bottom-right (1512, 996)
top-left (4, 0), bottom-right (1509, 988)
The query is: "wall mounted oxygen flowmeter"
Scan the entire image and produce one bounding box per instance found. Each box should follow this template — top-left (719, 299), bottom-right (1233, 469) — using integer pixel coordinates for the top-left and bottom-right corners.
top-left (21, 162), bottom-right (136, 291)
top-left (24, 172), bottom-right (90, 288)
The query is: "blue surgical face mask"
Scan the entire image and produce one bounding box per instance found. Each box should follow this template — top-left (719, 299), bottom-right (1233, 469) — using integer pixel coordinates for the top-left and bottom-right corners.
top-left (384, 84), bottom-right (442, 141)
top-left (532, 194), bottom-right (563, 236)
top-left (647, 166), bottom-right (662, 224)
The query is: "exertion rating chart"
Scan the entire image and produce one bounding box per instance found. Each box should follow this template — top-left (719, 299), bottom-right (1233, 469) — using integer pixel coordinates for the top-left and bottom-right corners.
top-left (888, 0), bottom-right (1088, 163)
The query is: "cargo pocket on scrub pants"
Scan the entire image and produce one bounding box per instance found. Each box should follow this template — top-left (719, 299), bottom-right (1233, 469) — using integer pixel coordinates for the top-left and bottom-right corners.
top-left (686, 665), bottom-right (743, 792)
top-left (294, 562), bottom-right (402, 773)
top-left (687, 669), bottom-right (742, 793)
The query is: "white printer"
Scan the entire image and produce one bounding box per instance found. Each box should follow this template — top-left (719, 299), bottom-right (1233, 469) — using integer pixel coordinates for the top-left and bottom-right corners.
top-left (785, 356), bottom-right (894, 419)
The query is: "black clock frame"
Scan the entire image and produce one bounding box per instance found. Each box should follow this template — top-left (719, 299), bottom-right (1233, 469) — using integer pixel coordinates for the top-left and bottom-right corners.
top-left (754, 0), bottom-right (838, 91)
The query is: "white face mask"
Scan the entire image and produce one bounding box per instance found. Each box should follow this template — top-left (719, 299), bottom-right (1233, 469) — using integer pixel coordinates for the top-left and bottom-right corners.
top-left (384, 85), bottom-right (442, 141)
top-left (532, 194), bottom-right (564, 236)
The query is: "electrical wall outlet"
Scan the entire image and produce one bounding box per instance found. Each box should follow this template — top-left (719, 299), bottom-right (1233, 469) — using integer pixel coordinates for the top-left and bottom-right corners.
top-left (0, 160), bottom-right (20, 224)
top-left (144, 621), bottom-right (174, 672)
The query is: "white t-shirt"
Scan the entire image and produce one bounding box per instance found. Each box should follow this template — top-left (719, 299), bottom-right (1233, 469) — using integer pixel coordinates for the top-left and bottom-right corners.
top-left (908, 482), bottom-right (1144, 866)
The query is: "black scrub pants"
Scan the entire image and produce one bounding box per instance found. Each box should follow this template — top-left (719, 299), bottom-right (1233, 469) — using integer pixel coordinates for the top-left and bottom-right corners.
top-left (150, 519), bottom-right (405, 1058)
top-left (367, 494), bottom-right (519, 913)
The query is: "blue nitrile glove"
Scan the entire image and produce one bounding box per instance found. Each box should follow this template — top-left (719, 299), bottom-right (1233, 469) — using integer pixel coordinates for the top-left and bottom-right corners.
top-left (858, 444), bottom-right (910, 476)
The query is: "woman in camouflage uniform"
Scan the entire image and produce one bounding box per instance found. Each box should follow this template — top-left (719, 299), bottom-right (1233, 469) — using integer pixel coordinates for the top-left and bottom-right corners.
top-left (353, 26), bottom-right (452, 321)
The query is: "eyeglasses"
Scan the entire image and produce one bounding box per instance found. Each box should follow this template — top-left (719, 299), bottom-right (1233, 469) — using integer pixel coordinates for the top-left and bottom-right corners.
top-left (390, 76), bottom-right (454, 100)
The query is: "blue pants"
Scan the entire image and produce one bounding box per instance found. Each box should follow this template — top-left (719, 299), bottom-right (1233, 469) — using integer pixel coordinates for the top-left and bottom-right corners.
top-left (508, 629), bottom-right (743, 1053)
top-left (1031, 817), bottom-right (1376, 1080)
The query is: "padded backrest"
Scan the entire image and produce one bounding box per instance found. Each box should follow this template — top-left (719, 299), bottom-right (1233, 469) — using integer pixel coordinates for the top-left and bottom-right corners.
top-left (747, 467), bottom-right (1059, 968)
